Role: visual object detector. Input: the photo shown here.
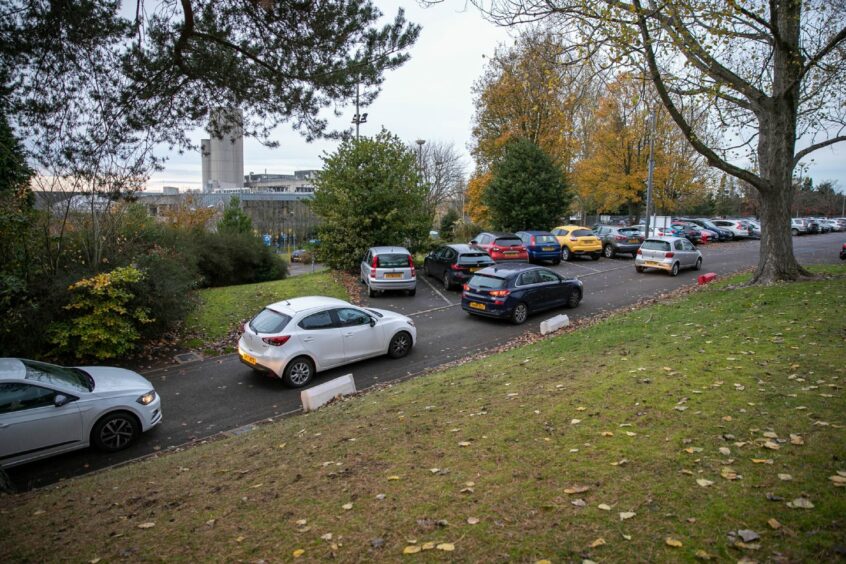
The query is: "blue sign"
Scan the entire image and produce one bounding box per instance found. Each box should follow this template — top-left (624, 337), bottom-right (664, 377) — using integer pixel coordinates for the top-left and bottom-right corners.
top-left (262, 233), bottom-right (271, 246)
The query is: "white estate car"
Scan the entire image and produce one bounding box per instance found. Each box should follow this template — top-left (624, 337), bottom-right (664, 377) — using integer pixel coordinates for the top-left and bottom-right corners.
top-left (238, 296), bottom-right (417, 388)
top-left (0, 358), bottom-right (162, 469)
top-left (635, 236), bottom-right (703, 276)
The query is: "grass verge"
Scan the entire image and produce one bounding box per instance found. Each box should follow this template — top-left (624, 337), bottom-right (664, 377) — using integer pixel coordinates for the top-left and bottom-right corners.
top-left (1, 266), bottom-right (844, 562)
top-left (180, 271), bottom-right (348, 352)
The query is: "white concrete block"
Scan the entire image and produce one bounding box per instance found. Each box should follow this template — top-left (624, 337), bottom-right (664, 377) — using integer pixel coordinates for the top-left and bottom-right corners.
top-left (540, 314), bottom-right (570, 335)
top-left (300, 374), bottom-right (356, 412)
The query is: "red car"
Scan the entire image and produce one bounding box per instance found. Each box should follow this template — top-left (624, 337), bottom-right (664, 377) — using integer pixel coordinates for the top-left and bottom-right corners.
top-left (470, 232), bottom-right (529, 262)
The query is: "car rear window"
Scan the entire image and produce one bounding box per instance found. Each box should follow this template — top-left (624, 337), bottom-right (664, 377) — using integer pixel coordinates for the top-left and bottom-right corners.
top-left (458, 253), bottom-right (494, 265)
top-left (250, 308), bottom-right (292, 334)
top-left (376, 253), bottom-right (410, 268)
top-left (641, 240), bottom-right (671, 251)
top-left (468, 274), bottom-right (506, 290)
top-left (534, 235), bottom-right (557, 244)
top-left (619, 228), bottom-right (640, 236)
top-left (494, 237), bottom-right (522, 247)
top-left (571, 229), bottom-right (593, 237)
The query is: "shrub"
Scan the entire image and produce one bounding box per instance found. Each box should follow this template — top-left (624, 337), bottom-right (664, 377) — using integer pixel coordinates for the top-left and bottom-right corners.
top-left (49, 266), bottom-right (151, 360)
top-left (132, 248), bottom-right (200, 338)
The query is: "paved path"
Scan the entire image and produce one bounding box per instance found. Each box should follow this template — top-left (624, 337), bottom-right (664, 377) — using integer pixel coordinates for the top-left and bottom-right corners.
top-left (7, 233), bottom-right (844, 490)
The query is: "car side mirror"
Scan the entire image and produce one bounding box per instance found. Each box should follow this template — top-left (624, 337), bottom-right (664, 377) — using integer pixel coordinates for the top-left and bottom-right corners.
top-left (54, 394), bottom-right (75, 407)
top-left (469, 240), bottom-right (477, 245)
top-left (369, 317), bottom-right (376, 327)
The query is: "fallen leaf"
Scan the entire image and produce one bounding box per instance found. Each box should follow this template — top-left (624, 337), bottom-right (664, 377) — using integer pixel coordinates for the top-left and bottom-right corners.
top-left (429, 468), bottom-right (440, 474)
top-left (767, 518), bottom-right (782, 530)
top-left (762, 431), bottom-right (779, 439)
top-left (467, 517), bottom-right (480, 525)
top-left (342, 503), bottom-right (353, 510)
top-left (387, 475), bottom-right (400, 481)
top-left (235, 536), bottom-right (246, 543)
top-left (619, 511), bottom-right (636, 520)
top-left (296, 519), bottom-right (308, 526)
top-left (403, 546), bottom-right (421, 554)
top-left (436, 543), bottom-right (455, 552)
top-left (665, 537), bottom-right (683, 547)
top-left (696, 479), bottom-right (714, 487)
top-left (292, 549), bottom-right (305, 558)
top-left (790, 434), bottom-right (804, 445)
top-left (829, 475), bottom-right (846, 486)
top-left (626, 431), bottom-right (637, 437)
top-left (535, 561), bottom-right (552, 564)
top-left (601, 431), bottom-right (614, 437)
top-left (564, 485), bottom-right (591, 494)
top-left (321, 533), bottom-right (333, 541)
top-left (751, 458), bottom-right (773, 464)
top-left (590, 538), bottom-right (606, 548)
top-left (32, 509), bottom-right (46, 516)
top-left (778, 473), bottom-right (793, 481)
top-left (684, 447), bottom-right (703, 454)
top-left (763, 441), bottom-right (780, 450)
top-left (421, 542), bottom-right (435, 551)
top-left (598, 503), bottom-right (612, 511)
top-left (719, 447), bottom-right (731, 456)
top-left (458, 441), bottom-right (471, 447)
top-left (674, 406), bottom-right (688, 412)
top-left (89, 559), bottom-right (101, 564)
top-left (570, 419), bottom-right (581, 424)
top-left (137, 522), bottom-right (155, 529)
top-left (720, 467), bottom-right (740, 480)
top-left (694, 549), bottom-right (713, 560)
top-left (571, 499), bottom-right (587, 507)
top-left (786, 497), bottom-right (814, 509)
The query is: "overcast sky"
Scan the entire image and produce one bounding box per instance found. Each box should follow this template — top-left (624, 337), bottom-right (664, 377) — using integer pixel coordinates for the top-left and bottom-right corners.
top-left (145, 1), bottom-right (845, 194)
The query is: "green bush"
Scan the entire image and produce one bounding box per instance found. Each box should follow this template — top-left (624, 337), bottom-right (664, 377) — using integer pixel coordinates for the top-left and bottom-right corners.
top-left (189, 230), bottom-right (288, 287)
top-left (49, 266), bottom-right (151, 360)
top-left (132, 248), bottom-right (200, 338)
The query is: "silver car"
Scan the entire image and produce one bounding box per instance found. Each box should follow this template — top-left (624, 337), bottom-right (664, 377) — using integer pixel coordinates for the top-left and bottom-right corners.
top-left (360, 246), bottom-right (417, 297)
top-left (635, 236), bottom-right (702, 276)
top-left (0, 358), bottom-right (162, 469)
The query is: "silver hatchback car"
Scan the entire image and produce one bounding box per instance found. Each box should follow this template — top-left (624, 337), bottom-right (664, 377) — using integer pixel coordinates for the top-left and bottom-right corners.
top-left (635, 236), bottom-right (702, 276)
top-left (360, 246), bottom-right (417, 297)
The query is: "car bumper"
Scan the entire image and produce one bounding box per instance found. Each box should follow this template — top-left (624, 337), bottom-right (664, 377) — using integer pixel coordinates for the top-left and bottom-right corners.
top-left (612, 243), bottom-right (641, 253)
top-left (461, 298), bottom-right (511, 319)
top-left (490, 254), bottom-right (529, 261)
top-left (569, 245), bottom-right (602, 254)
top-left (238, 342), bottom-right (287, 377)
top-left (528, 250), bottom-right (561, 261)
top-left (635, 257), bottom-right (673, 271)
top-left (368, 278), bottom-right (417, 290)
top-left (139, 396), bottom-right (164, 432)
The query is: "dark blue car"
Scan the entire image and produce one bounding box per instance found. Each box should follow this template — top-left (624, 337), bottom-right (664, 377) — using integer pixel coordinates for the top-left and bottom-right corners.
top-left (461, 263), bottom-right (583, 324)
top-left (516, 231), bottom-right (562, 265)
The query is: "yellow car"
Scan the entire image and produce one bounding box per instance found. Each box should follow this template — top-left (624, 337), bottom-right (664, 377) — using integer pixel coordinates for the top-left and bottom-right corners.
top-left (551, 225), bottom-right (602, 261)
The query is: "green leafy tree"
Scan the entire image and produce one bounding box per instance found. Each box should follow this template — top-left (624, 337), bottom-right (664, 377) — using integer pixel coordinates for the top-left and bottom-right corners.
top-left (484, 138), bottom-right (570, 231)
top-left (311, 130), bottom-right (430, 271)
top-left (439, 207), bottom-right (460, 241)
top-left (217, 195), bottom-right (253, 234)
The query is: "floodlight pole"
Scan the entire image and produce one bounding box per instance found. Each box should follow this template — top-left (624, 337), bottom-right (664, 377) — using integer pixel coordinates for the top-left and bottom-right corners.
top-left (644, 110), bottom-right (656, 238)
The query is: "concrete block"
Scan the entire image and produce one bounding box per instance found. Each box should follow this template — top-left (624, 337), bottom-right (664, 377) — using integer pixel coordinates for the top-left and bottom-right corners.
top-left (698, 272), bottom-right (718, 285)
top-left (540, 314), bottom-right (570, 335)
top-left (301, 374), bottom-right (356, 412)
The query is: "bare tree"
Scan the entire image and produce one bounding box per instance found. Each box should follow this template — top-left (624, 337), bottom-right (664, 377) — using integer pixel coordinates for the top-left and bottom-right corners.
top-left (413, 140), bottom-right (467, 215)
top-left (465, 0), bottom-right (846, 283)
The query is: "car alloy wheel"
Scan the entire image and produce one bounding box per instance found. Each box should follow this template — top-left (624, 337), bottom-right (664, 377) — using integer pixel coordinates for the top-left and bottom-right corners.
top-left (92, 412), bottom-right (139, 452)
top-left (635, 265), bottom-right (645, 273)
top-left (284, 357), bottom-right (314, 388)
top-left (791, 228), bottom-right (798, 236)
top-left (604, 244), bottom-right (614, 258)
top-left (511, 302), bottom-right (529, 325)
top-left (443, 271), bottom-right (452, 290)
top-left (567, 289), bottom-right (582, 308)
top-left (694, 257), bottom-right (702, 271)
top-left (670, 262), bottom-right (680, 276)
top-left (388, 331), bottom-right (412, 358)
top-left (561, 247), bottom-right (571, 261)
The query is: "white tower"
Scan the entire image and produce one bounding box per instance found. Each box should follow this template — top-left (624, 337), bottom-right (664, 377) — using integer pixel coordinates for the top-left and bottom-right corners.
top-left (201, 108), bottom-right (244, 192)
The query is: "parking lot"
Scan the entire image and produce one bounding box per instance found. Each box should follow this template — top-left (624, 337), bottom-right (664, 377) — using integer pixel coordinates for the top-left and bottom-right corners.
top-left (6, 232), bottom-right (845, 490)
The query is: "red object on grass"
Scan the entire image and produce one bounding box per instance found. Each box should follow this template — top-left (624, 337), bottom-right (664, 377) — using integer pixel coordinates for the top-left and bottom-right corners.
top-left (698, 272), bottom-right (718, 285)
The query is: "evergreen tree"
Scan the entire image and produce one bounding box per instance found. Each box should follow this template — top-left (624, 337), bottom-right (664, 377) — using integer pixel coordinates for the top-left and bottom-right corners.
top-left (217, 196), bottom-right (253, 234)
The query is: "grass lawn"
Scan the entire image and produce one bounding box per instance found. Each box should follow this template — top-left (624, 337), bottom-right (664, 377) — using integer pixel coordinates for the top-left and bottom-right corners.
top-left (2, 266), bottom-right (844, 562)
top-left (181, 271), bottom-right (348, 351)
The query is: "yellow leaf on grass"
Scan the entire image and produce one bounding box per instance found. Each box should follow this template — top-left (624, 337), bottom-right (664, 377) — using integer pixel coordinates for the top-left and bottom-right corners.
top-left (295, 519), bottom-right (308, 526)
top-left (767, 518), bottom-right (782, 529)
top-left (696, 479), bottom-right (714, 487)
top-left (598, 503), bottom-right (612, 511)
top-left (436, 543), bottom-right (455, 551)
top-left (564, 485), bottom-right (590, 494)
top-left (830, 475), bottom-right (846, 486)
top-left (763, 441), bottom-right (780, 450)
top-left (292, 549), bottom-right (305, 558)
top-left (694, 549), bottom-right (714, 560)
top-left (790, 434), bottom-right (804, 445)
top-left (778, 473), bottom-right (793, 481)
top-left (387, 475), bottom-right (401, 481)
top-left (403, 546), bottom-right (421, 554)
top-left (535, 561), bottom-right (552, 564)
top-left (751, 459), bottom-right (773, 464)
top-left (601, 431), bottom-right (614, 437)
top-left (458, 441), bottom-right (471, 447)
top-left (665, 537), bottom-right (683, 547)
top-left (590, 538), bottom-right (606, 548)
top-left (342, 503), bottom-right (353, 510)
top-left (421, 542), bottom-right (435, 550)
top-left (619, 511), bottom-right (636, 520)
top-left (467, 517), bottom-right (480, 525)
top-left (137, 522), bottom-right (155, 529)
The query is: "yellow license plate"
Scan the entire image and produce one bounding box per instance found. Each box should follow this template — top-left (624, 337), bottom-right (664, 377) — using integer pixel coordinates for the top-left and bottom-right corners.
top-left (645, 261), bottom-right (660, 267)
top-left (240, 351), bottom-right (256, 365)
top-left (629, 239), bottom-right (639, 243)
top-left (384, 273), bottom-right (402, 279)
top-left (469, 267), bottom-right (480, 272)
top-left (469, 302), bottom-right (486, 310)
top-left (504, 251), bottom-right (517, 255)
top-left (542, 247), bottom-right (555, 251)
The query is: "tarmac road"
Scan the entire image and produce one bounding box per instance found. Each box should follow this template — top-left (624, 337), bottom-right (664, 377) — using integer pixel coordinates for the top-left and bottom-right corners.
top-left (7, 232), bottom-right (844, 490)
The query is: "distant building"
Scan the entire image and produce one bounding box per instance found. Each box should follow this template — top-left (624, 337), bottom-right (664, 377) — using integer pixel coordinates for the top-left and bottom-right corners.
top-left (244, 170), bottom-right (318, 193)
top-left (201, 108), bottom-right (245, 192)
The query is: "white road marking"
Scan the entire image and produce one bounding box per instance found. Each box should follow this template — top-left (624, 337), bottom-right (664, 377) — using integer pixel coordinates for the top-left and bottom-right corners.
top-left (420, 274), bottom-right (454, 306)
top-left (575, 264), bottom-right (634, 278)
top-left (563, 261), bottom-right (602, 273)
top-left (409, 303), bottom-right (460, 317)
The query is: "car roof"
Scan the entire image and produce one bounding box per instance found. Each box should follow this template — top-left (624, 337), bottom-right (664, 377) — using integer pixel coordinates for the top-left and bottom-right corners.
top-left (474, 262), bottom-right (542, 277)
top-left (369, 246), bottom-right (411, 254)
top-left (0, 358), bottom-right (26, 381)
top-left (478, 231), bottom-right (519, 238)
top-left (645, 236), bottom-right (685, 243)
top-left (267, 296), bottom-right (352, 315)
top-left (553, 224), bottom-right (591, 230)
top-left (444, 244), bottom-right (484, 253)
top-left (516, 230), bottom-right (555, 235)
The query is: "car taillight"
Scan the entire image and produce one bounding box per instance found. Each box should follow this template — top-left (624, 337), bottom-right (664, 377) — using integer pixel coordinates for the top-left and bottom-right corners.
top-left (262, 335), bottom-right (290, 346)
top-left (665, 252), bottom-right (674, 258)
top-left (530, 236), bottom-right (536, 245)
top-left (570, 238), bottom-right (578, 242)
top-left (489, 289), bottom-right (510, 297)
top-left (615, 235), bottom-right (626, 241)
top-left (451, 263), bottom-right (463, 270)
top-left (371, 256), bottom-right (379, 268)
top-left (463, 283), bottom-right (470, 292)
top-left (408, 255), bottom-right (415, 276)
top-left (637, 249), bottom-right (642, 255)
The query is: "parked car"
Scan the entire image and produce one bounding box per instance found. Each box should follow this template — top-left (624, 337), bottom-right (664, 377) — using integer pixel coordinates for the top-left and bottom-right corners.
top-left (670, 221), bottom-right (704, 245)
top-left (0, 358), bottom-right (162, 469)
top-left (461, 263), bottom-right (583, 324)
top-left (424, 244), bottom-right (495, 290)
top-left (841, 242), bottom-right (846, 260)
top-left (680, 218), bottom-right (732, 241)
top-left (515, 231), bottom-right (562, 265)
top-left (805, 218), bottom-right (821, 234)
top-left (712, 219), bottom-right (753, 238)
top-left (290, 249), bottom-right (308, 262)
top-left (820, 219), bottom-right (839, 232)
top-left (238, 296), bottom-right (416, 387)
top-left (593, 225), bottom-right (644, 258)
top-left (743, 219), bottom-right (762, 238)
top-left (551, 225), bottom-right (602, 261)
top-left (635, 237), bottom-right (703, 276)
top-left (360, 246), bottom-right (416, 298)
top-left (791, 217), bottom-right (809, 235)
top-left (470, 232), bottom-right (529, 262)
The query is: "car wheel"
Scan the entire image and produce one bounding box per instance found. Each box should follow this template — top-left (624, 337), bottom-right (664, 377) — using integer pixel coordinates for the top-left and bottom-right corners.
top-left (591, 253), bottom-right (601, 261)
top-left (604, 244), bottom-right (614, 258)
top-left (670, 262), bottom-right (680, 276)
top-left (694, 257), bottom-right (702, 271)
top-left (567, 288), bottom-right (582, 308)
top-left (283, 356), bottom-right (314, 388)
top-left (791, 228), bottom-right (798, 236)
top-left (407, 288), bottom-right (416, 297)
top-left (91, 411), bottom-right (140, 452)
top-left (552, 258), bottom-right (561, 266)
top-left (388, 331), bottom-right (413, 359)
top-left (443, 271), bottom-right (452, 291)
top-left (635, 265), bottom-right (645, 273)
top-left (511, 302), bottom-right (529, 325)
top-left (561, 247), bottom-right (571, 261)
top-left (368, 284), bottom-right (376, 298)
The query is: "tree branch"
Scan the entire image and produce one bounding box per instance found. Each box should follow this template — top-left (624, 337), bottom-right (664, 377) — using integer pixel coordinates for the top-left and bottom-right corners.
top-left (797, 25), bottom-right (846, 83)
top-left (793, 135), bottom-right (846, 167)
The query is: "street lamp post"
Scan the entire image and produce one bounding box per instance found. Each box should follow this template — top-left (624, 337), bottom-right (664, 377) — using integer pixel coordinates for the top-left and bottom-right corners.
top-left (644, 110), bottom-right (656, 238)
top-left (352, 77), bottom-right (367, 140)
top-left (415, 139), bottom-right (425, 169)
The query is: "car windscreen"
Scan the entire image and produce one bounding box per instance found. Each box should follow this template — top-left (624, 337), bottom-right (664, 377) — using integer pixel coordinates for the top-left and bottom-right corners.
top-left (468, 274), bottom-right (506, 290)
top-left (533, 235), bottom-right (558, 244)
top-left (376, 253), bottom-right (409, 268)
top-left (458, 253), bottom-right (494, 265)
top-left (494, 237), bottom-right (522, 247)
top-left (250, 308), bottom-right (292, 334)
top-left (641, 240), bottom-right (671, 251)
top-left (571, 229), bottom-right (594, 237)
top-left (23, 359), bottom-right (91, 392)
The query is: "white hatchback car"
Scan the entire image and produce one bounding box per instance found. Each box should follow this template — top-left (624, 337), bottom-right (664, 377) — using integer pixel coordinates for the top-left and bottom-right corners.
top-left (0, 358), bottom-right (162, 469)
top-left (635, 236), bottom-right (702, 276)
top-left (238, 296), bottom-right (417, 387)
top-left (360, 246), bottom-right (417, 297)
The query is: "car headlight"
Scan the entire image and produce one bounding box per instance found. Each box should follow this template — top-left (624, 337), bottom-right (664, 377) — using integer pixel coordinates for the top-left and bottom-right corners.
top-left (136, 390), bottom-right (157, 405)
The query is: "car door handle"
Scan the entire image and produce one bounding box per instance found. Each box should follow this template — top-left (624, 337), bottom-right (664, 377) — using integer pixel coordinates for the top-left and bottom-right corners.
top-left (302, 337), bottom-right (314, 342)
top-left (343, 332), bottom-right (353, 337)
